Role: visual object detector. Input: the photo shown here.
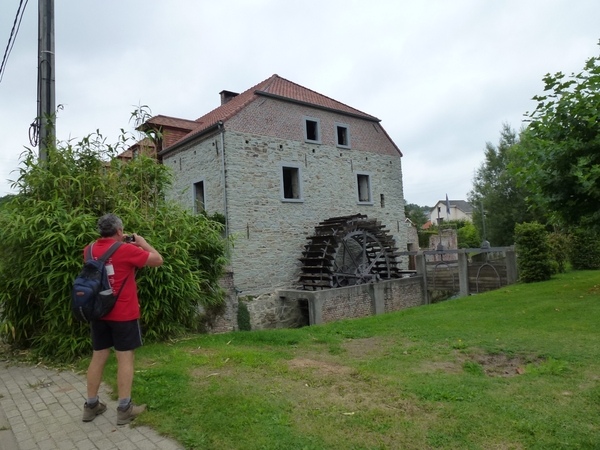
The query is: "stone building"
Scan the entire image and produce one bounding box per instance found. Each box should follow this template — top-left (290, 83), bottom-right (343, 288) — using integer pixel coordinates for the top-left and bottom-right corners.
top-left (141, 74), bottom-right (407, 297)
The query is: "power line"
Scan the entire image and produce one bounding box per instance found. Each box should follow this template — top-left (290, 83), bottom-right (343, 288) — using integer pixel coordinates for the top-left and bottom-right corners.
top-left (0, 0), bottom-right (30, 84)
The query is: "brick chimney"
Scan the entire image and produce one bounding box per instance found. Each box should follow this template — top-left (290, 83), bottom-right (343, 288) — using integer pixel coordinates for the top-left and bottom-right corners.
top-left (219, 90), bottom-right (239, 105)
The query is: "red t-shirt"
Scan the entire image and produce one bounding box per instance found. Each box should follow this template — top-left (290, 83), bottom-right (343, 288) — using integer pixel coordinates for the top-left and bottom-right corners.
top-left (83, 238), bottom-right (149, 321)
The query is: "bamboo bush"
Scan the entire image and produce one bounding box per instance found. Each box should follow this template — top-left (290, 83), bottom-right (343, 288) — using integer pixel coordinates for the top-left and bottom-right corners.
top-left (0, 130), bottom-right (229, 361)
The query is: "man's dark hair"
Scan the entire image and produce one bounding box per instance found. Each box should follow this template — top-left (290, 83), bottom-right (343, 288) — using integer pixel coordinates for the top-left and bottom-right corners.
top-left (97, 213), bottom-right (124, 237)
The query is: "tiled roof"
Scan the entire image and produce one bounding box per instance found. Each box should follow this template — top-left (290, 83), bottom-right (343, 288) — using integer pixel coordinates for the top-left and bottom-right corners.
top-left (163, 74), bottom-right (381, 152)
top-left (144, 115), bottom-right (197, 130)
top-left (255, 75), bottom-right (379, 120)
top-left (432, 200), bottom-right (474, 214)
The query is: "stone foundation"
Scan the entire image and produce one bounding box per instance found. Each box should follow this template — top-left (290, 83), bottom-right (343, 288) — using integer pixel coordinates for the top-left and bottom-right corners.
top-left (243, 292), bottom-right (309, 330)
top-left (279, 276), bottom-right (425, 325)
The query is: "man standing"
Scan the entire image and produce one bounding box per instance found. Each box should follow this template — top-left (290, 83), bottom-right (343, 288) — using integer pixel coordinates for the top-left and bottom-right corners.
top-left (82, 213), bottom-right (163, 425)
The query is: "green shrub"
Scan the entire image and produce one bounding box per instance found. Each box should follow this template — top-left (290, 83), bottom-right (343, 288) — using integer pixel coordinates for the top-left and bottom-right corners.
top-left (237, 301), bottom-right (251, 331)
top-left (547, 231), bottom-right (570, 274)
top-left (0, 132), bottom-right (229, 361)
top-left (456, 221), bottom-right (481, 248)
top-left (418, 231), bottom-right (437, 248)
top-left (569, 228), bottom-right (600, 270)
top-left (514, 222), bottom-right (553, 283)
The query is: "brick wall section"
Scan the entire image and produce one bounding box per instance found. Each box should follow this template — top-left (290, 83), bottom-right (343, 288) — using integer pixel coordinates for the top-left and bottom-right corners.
top-left (164, 96), bottom-right (407, 297)
top-left (320, 290), bottom-right (373, 324)
top-left (227, 96), bottom-right (400, 156)
top-left (383, 277), bottom-right (423, 312)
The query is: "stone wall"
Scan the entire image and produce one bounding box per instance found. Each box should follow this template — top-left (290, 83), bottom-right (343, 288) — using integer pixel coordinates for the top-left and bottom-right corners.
top-left (163, 130), bottom-right (225, 215)
top-left (243, 293), bottom-right (308, 330)
top-left (321, 289), bottom-right (372, 324)
top-left (382, 276), bottom-right (423, 312)
top-left (279, 276), bottom-right (426, 326)
top-left (202, 269), bottom-right (239, 334)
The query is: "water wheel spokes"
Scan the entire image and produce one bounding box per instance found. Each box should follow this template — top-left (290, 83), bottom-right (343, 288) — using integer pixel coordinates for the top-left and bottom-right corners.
top-left (299, 215), bottom-right (400, 290)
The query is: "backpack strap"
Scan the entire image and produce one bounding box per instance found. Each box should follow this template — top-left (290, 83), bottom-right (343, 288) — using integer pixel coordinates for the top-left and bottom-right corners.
top-left (86, 241), bottom-right (122, 262)
top-left (87, 241), bottom-right (129, 300)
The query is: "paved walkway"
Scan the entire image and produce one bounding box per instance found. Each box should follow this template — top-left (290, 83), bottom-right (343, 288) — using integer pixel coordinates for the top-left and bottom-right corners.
top-left (0, 363), bottom-right (184, 450)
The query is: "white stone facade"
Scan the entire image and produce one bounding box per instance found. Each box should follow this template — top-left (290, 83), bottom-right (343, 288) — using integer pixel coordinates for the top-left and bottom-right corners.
top-left (163, 96), bottom-right (406, 296)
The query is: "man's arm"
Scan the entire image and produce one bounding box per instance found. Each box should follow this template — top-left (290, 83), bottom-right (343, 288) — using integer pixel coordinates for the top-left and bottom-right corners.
top-left (130, 234), bottom-right (164, 267)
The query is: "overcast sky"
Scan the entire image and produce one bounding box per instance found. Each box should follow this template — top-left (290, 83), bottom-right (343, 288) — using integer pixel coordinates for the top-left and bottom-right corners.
top-left (1, 0), bottom-right (599, 206)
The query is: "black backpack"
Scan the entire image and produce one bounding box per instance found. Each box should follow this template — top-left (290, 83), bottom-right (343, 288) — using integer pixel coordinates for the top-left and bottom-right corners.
top-left (71, 242), bottom-right (127, 322)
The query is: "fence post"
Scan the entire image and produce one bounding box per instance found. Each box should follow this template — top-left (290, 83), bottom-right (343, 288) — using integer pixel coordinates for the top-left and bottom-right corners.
top-left (506, 245), bottom-right (518, 284)
top-left (458, 249), bottom-right (469, 297)
top-left (416, 251), bottom-right (430, 304)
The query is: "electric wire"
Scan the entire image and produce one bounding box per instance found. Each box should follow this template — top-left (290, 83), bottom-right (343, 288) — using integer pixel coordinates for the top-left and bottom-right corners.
top-left (0, 0), bottom-right (30, 84)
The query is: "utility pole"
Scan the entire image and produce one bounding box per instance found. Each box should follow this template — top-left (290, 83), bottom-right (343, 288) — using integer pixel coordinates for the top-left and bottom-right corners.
top-left (38, 0), bottom-right (55, 160)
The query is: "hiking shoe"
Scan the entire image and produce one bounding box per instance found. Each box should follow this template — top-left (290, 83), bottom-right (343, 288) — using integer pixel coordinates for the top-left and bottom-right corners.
top-left (82, 400), bottom-right (107, 422)
top-left (117, 402), bottom-right (147, 425)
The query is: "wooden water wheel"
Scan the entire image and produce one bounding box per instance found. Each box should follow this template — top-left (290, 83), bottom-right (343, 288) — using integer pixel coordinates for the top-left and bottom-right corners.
top-left (298, 214), bottom-right (401, 290)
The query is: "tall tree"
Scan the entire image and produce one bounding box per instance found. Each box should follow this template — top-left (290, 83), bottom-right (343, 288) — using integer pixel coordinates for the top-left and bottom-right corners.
top-left (404, 202), bottom-right (429, 228)
top-left (514, 44), bottom-right (600, 229)
top-left (468, 123), bottom-right (539, 246)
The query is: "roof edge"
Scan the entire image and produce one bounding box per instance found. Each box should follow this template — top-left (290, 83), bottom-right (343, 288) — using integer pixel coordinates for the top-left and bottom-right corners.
top-left (158, 122), bottom-right (221, 157)
top-left (254, 90), bottom-right (381, 123)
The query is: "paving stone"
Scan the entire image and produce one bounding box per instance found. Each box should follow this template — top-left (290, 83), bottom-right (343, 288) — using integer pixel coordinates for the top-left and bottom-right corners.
top-left (0, 363), bottom-right (183, 449)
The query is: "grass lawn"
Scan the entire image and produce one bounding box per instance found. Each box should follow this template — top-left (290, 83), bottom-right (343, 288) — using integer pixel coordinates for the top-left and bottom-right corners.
top-left (82, 270), bottom-right (600, 449)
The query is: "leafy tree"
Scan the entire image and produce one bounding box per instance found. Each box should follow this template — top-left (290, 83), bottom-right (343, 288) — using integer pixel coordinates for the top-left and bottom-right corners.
top-left (0, 131), bottom-right (228, 361)
top-left (514, 43), bottom-right (600, 230)
top-left (404, 202), bottom-right (429, 228)
top-left (456, 221), bottom-right (481, 249)
top-left (468, 124), bottom-right (540, 246)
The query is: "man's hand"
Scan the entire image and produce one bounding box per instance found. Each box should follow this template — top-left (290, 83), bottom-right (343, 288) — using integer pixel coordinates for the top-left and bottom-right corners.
top-left (129, 234), bottom-right (164, 267)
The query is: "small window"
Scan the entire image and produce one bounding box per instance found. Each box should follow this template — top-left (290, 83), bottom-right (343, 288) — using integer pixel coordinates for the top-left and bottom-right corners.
top-left (335, 123), bottom-right (350, 148)
top-left (193, 180), bottom-right (205, 213)
top-left (303, 116), bottom-right (321, 143)
top-left (281, 164), bottom-right (303, 202)
top-left (356, 172), bottom-right (373, 204)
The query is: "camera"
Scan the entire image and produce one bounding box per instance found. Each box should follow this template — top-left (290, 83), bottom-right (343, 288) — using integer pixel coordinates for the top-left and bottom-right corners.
top-left (124, 234), bottom-right (136, 243)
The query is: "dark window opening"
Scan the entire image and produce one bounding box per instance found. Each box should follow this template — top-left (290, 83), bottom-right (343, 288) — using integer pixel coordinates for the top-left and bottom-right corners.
top-left (337, 125), bottom-right (349, 146)
top-left (194, 181), bottom-right (205, 213)
top-left (306, 120), bottom-right (319, 141)
top-left (282, 167), bottom-right (300, 199)
top-left (357, 174), bottom-right (371, 203)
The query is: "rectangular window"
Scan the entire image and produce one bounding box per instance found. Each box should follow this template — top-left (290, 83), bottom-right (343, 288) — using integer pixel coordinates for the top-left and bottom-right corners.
top-left (193, 180), bottom-right (205, 213)
top-left (281, 164), bottom-right (303, 202)
top-left (335, 123), bottom-right (350, 148)
top-left (303, 116), bottom-right (321, 143)
top-left (356, 172), bottom-right (373, 204)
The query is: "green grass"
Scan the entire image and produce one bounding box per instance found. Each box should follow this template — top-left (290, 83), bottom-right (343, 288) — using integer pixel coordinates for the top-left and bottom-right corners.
top-left (79, 271), bottom-right (600, 449)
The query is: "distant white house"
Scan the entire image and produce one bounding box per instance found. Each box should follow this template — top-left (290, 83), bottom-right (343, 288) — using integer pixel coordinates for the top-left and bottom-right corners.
top-left (429, 199), bottom-right (473, 224)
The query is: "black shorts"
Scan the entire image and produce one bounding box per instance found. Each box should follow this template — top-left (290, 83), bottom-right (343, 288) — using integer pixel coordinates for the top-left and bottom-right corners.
top-left (90, 319), bottom-right (143, 352)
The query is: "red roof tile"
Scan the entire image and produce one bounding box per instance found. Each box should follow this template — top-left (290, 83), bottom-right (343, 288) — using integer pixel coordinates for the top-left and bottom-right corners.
top-left (164, 74), bottom-right (381, 151)
top-left (144, 115), bottom-right (197, 130)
